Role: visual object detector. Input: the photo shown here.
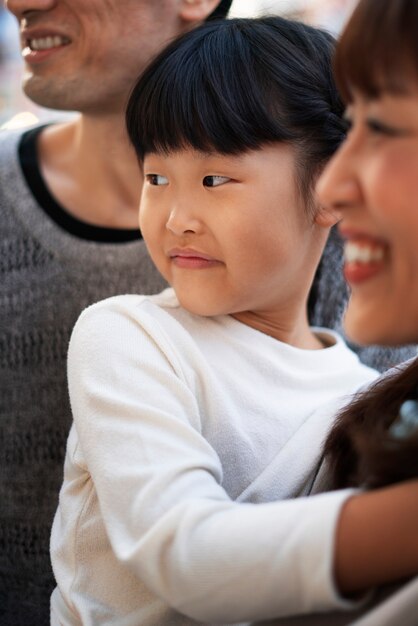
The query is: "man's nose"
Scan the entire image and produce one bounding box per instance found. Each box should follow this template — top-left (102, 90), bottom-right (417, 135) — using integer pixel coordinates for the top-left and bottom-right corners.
top-left (6, 0), bottom-right (56, 20)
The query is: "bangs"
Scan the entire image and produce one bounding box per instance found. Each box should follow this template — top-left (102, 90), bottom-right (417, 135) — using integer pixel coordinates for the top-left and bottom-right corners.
top-left (335, 0), bottom-right (418, 101)
top-left (126, 20), bottom-right (294, 159)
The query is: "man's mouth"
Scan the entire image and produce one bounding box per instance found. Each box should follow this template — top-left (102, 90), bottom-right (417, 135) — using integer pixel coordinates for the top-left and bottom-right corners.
top-left (23, 35), bottom-right (71, 56)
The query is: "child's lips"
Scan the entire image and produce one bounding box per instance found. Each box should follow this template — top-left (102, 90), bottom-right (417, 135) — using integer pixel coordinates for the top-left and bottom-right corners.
top-left (168, 248), bottom-right (222, 269)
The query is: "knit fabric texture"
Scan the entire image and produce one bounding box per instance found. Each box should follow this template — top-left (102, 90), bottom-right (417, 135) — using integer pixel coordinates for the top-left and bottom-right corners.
top-left (0, 125), bottom-right (415, 625)
top-left (0, 127), bottom-right (167, 626)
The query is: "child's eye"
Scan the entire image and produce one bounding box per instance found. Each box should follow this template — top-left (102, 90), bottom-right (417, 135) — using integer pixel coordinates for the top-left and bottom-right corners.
top-left (203, 175), bottom-right (231, 188)
top-left (147, 174), bottom-right (169, 186)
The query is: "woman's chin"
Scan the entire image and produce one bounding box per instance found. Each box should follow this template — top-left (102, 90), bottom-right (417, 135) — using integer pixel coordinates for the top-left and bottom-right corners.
top-left (344, 307), bottom-right (416, 348)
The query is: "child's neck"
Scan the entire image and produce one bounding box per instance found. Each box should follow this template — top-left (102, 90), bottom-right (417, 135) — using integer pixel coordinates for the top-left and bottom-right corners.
top-left (231, 311), bottom-right (328, 350)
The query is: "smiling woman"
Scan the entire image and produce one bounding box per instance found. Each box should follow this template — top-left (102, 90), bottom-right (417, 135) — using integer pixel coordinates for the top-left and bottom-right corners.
top-left (312, 3), bottom-right (418, 619)
top-left (319, 91), bottom-right (418, 346)
top-left (317, 0), bottom-right (418, 491)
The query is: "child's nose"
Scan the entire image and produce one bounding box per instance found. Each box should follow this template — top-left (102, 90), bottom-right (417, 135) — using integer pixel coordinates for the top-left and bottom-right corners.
top-left (166, 205), bottom-right (203, 236)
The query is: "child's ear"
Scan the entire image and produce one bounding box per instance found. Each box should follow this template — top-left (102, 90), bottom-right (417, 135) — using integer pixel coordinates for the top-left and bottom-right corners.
top-left (314, 205), bottom-right (341, 228)
top-left (179, 0), bottom-right (222, 23)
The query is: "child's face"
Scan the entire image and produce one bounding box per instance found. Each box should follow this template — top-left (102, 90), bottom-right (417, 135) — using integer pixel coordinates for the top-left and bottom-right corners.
top-left (140, 145), bottom-right (329, 332)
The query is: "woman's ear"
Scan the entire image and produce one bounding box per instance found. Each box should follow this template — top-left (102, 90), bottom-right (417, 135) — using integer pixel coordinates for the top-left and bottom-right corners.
top-left (179, 0), bottom-right (222, 23)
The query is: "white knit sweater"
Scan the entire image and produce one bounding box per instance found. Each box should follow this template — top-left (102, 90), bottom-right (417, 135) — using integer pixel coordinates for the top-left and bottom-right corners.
top-left (51, 289), bottom-right (378, 625)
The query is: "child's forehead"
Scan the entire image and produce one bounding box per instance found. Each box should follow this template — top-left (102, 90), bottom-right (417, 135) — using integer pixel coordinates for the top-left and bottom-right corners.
top-left (145, 148), bottom-right (247, 162)
top-left (143, 146), bottom-right (282, 166)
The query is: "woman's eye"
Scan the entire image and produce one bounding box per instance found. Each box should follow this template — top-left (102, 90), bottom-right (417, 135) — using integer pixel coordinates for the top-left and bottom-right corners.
top-left (203, 175), bottom-right (231, 188)
top-left (366, 118), bottom-right (405, 137)
top-left (147, 174), bottom-right (169, 186)
top-left (342, 115), bottom-right (353, 133)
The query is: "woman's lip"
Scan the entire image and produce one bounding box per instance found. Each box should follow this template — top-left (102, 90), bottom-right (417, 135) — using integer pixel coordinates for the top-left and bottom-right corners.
top-left (343, 262), bottom-right (385, 286)
top-left (338, 228), bottom-right (389, 286)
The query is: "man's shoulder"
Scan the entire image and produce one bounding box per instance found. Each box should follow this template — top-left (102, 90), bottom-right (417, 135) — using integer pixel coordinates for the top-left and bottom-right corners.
top-left (0, 125), bottom-right (23, 164)
top-left (0, 122), bottom-right (51, 160)
top-left (0, 123), bottom-right (42, 181)
top-left (0, 125), bottom-right (40, 220)
top-left (0, 127), bottom-right (31, 223)
top-left (0, 124), bottom-right (29, 151)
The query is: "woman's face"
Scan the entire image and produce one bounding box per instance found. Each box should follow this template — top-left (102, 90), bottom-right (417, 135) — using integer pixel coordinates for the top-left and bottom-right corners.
top-left (140, 145), bottom-right (333, 346)
top-left (317, 90), bottom-right (418, 346)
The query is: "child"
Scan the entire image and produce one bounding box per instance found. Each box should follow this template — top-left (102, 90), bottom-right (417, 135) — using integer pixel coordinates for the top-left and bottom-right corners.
top-left (50, 16), bottom-right (402, 626)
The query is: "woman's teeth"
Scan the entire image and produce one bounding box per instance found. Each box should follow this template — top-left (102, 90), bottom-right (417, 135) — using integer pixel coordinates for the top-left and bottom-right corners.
top-left (344, 241), bottom-right (385, 264)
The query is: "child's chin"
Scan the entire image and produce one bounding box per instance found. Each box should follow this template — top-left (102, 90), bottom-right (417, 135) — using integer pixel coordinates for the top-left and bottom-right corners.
top-left (177, 294), bottom-right (224, 318)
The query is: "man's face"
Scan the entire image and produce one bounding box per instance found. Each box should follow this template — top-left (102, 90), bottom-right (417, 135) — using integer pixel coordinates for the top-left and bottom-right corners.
top-left (6, 0), bottom-right (198, 113)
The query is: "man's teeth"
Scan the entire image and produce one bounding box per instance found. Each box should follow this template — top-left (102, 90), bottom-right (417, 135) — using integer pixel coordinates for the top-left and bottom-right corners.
top-left (344, 241), bottom-right (385, 264)
top-left (29, 36), bottom-right (69, 50)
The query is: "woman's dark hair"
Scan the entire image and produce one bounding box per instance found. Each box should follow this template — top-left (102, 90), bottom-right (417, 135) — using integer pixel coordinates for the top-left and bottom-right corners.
top-left (334, 0), bottom-right (418, 100)
top-left (324, 359), bottom-right (418, 489)
top-left (208, 0), bottom-right (233, 20)
top-left (126, 16), bottom-right (346, 213)
top-left (324, 0), bottom-right (418, 489)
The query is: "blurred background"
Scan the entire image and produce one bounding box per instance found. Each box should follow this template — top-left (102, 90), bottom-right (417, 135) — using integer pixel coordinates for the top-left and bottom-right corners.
top-left (0, 0), bottom-right (357, 130)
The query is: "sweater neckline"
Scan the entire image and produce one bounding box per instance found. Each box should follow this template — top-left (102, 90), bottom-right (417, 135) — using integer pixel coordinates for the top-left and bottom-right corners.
top-left (18, 124), bottom-right (142, 244)
top-left (0, 127), bottom-right (153, 272)
top-left (150, 289), bottom-right (362, 373)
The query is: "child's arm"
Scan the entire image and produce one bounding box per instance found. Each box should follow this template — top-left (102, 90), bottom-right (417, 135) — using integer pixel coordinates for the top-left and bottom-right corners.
top-left (66, 299), bottom-right (418, 623)
top-left (335, 480), bottom-right (418, 595)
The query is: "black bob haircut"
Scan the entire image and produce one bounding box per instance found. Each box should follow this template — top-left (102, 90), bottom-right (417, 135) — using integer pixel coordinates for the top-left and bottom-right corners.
top-left (126, 16), bottom-right (346, 209)
top-left (208, 0), bottom-right (233, 20)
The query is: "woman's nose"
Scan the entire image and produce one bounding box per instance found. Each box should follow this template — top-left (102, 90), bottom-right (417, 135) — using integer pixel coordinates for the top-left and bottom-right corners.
top-left (316, 141), bottom-right (361, 215)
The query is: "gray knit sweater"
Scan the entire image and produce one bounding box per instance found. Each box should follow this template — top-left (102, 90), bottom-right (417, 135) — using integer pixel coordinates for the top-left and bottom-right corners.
top-left (0, 126), bottom-right (414, 626)
top-left (0, 126), bottom-right (167, 626)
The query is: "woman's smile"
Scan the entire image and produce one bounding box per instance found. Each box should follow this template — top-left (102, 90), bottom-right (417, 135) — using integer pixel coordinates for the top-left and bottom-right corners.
top-left (340, 232), bottom-right (387, 285)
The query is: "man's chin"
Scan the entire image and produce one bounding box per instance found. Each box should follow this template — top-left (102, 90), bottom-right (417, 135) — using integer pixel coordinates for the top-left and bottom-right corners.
top-left (22, 77), bottom-right (74, 112)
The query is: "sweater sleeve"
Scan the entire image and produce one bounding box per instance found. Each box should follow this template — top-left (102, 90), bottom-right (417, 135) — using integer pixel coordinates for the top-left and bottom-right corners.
top-left (67, 299), bottom-right (360, 623)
